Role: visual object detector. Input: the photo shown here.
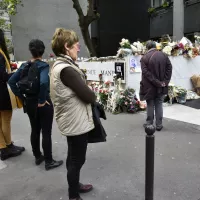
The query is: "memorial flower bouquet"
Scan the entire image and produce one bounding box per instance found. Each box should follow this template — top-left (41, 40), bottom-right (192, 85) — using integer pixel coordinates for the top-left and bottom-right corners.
top-left (195, 35), bottom-right (200, 45)
top-left (192, 47), bottom-right (199, 58)
top-left (104, 80), bottom-right (111, 87)
top-left (131, 41), bottom-right (145, 55)
top-left (116, 38), bottom-right (133, 57)
top-left (116, 88), bottom-right (141, 113)
top-left (162, 45), bottom-right (172, 56)
top-left (174, 86), bottom-right (187, 97)
top-left (120, 38), bottom-right (131, 49)
top-left (174, 86), bottom-right (187, 104)
top-left (171, 43), bottom-right (184, 56)
top-left (98, 88), bottom-right (109, 106)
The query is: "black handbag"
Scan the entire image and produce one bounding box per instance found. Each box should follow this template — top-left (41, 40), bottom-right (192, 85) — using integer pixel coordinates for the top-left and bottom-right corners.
top-left (88, 102), bottom-right (107, 143)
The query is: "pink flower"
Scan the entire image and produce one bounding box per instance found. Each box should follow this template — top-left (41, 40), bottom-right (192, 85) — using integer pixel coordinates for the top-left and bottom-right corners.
top-left (125, 102), bottom-right (128, 105)
top-left (178, 43), bottom-right (184, 49)
top-left (105, 80), bottom-right (111, 85)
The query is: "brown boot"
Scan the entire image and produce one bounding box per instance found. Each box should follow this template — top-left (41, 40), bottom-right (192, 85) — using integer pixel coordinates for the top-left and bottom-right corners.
top-left (79, 183), bottom-right (93, 193)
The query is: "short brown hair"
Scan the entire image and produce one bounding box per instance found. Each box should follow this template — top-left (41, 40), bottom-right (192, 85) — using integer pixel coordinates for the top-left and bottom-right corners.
top-left (51, 28), bottom-right (79, 56)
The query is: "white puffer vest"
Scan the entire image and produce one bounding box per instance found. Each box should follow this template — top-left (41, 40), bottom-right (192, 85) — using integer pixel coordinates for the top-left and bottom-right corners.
top-left (50, 57), bottom-right (94, 136)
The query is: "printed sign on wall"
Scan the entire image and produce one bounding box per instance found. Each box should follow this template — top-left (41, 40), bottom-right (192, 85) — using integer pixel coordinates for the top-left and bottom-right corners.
top-left (114, 62), bottom-right (125, 80)
top-left (129, 55), bottom-right (142, 73)
top-left (79, 61), bottom-right (126, 82)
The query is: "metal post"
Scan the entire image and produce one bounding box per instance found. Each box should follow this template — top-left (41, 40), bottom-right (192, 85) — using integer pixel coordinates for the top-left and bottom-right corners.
top-left (145, 125), bottom-right (156, 200)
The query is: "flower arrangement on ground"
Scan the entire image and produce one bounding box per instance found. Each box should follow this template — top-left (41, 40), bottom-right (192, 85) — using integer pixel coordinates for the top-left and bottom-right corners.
top-left (114, 88), bottom-right (146, 114)
top-left (98, 88), bottom-right (109, 106)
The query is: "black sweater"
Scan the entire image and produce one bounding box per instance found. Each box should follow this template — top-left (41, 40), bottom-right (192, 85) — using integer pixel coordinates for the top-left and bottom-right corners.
top-left (60, 67), bottom-right (96, 104)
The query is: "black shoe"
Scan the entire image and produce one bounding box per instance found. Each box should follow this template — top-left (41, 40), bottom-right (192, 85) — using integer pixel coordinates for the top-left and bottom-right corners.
top-left (1, 147), bottom-right (22, 161)
top-left (7, 142), bottom-right (25, 152)
top-left (69, 198), bottom-right (83, 200)
top-left (156, 125), bottom-right (163, 131)
top-left (35, 155), bottom-right (45, 165)
top-left (45, 159), bottom-right (63, 171)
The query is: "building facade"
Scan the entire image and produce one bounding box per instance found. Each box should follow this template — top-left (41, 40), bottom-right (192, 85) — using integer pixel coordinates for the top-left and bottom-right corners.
top-left (91, 0), bottom-right (151, 57)
top-left (11, 0), bottom-right (200, 60)
top-left (150, 0), bottom-right (200, 41)
top-left (11, 0), bottom-right (89, 61)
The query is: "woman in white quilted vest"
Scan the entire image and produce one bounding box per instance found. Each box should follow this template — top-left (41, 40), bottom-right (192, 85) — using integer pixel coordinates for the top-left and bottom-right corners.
top-left (50, 28), bottom-right (96, 200)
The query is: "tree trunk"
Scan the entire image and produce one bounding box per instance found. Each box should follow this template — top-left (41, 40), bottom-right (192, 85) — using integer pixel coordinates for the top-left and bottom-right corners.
top-left (72, 0), bottom-right (98, 57)
top-left (80, 25), bottom-right (97, 57)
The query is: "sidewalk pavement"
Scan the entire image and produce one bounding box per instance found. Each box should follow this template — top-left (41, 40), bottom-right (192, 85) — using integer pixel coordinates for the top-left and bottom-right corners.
top-left (0, 110), bottom-right (200, 200)
top-left (163, 103), bottom-right (200, 127)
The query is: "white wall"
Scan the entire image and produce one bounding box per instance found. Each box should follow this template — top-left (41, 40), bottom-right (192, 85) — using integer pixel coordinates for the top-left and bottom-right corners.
top-left (79, 55), bottom-right (200, 93)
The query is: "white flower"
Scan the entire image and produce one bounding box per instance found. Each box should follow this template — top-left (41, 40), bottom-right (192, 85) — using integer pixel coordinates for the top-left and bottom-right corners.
top-left (188, 50), bottom-right (193, 58)
top-left (131, 45), bottom-right (138, 53)
top-left (162, 46), bottom-right (172, 56)
top-left (133, 42), bottom-right (138, 46)
top-left (195, 35), bottom-right (200, 41)
top-left (124, 39), bottom-right (129, 43)
top-left (168, 42), bottom-right (176, 47)
top-left (119, 38), bottom-right (130, 47)
top-left (122, 38), bottom-right (126, 42)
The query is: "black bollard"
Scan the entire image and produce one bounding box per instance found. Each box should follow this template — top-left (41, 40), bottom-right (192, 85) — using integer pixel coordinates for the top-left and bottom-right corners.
top-left (145, 125), bottom-right (156, 200)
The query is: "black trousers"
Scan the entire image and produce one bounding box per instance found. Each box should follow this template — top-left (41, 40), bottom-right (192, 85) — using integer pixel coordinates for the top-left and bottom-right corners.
top-left (66, 133), bottom-right (88, 199)
top-left (26, 98), bottom-right (53, 162)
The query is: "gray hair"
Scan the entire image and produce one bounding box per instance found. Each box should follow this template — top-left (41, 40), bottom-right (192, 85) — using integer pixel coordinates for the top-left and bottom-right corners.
top-left (146, 40), bottom-right (156, 50)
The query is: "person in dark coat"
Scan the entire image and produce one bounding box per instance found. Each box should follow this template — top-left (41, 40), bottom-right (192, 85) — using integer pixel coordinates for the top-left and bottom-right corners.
top-left (140, 41), bottom-right (172, 131)
top-left (0, 29), bottom-right (25, 160)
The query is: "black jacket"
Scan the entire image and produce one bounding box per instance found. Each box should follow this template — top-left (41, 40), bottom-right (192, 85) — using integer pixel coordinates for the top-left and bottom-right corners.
top-left (88, 102), bottom-right (107, 143)
top-left (0, 54), bottom-right (12, 110)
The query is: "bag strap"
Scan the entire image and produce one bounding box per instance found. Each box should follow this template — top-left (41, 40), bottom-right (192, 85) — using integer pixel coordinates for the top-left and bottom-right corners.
top-left (0, 48), bottom-right (11, 74)
top-left (148, 51), bottom-right (158, 64)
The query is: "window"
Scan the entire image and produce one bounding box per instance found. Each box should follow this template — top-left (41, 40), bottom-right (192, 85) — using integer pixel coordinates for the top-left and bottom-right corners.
top-left (151, 0), bottom-right (173, 7)
top-left (151, 0), bottom-right (164, 7)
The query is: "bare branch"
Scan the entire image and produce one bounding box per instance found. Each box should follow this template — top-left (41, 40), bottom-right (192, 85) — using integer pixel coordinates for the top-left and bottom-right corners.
top-left (72, 0), bottom-right (84, 19)
top-left (87, 0), bottom-right (93, 17)
top-left (85, 0), bottom-right (99, 25)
